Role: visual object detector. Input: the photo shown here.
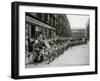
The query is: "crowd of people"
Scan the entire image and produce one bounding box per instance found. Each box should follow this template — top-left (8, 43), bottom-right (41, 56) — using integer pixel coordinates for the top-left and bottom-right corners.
top-left (25, 33), bottom-right (87, 65)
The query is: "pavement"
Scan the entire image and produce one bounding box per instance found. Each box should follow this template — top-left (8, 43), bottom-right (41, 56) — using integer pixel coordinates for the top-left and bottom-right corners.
top-left (25, 43), bottom-right (89, 68)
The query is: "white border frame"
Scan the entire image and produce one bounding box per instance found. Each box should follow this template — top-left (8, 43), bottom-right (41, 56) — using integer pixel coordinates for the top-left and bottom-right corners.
top-left (19, 5), bottom-right (95, 76)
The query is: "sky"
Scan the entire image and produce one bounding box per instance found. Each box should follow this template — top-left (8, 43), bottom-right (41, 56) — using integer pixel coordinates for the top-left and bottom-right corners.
top-left (67, 15), bottom-right (89, 29)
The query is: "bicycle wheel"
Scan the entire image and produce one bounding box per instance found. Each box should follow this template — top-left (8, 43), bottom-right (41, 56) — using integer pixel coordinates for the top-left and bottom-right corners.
top-left (44, 54), bottom-right (50, 64)
top-left (50, 56), bottom-right (55, 62)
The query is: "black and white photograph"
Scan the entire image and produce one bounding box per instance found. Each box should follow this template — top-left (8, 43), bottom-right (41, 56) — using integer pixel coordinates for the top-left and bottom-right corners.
top-left (25, 13), bottom-right (90, 68)
top-left (11, 1), bottom-right (97, 79)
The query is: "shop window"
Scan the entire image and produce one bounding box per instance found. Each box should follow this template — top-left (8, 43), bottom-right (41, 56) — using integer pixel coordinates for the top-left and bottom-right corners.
top-left (31, 25), bottom-right (35, 38)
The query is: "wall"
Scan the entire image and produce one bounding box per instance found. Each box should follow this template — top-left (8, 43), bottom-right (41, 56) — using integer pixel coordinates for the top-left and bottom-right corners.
top-left (0, 0), bottom-right (99, 81)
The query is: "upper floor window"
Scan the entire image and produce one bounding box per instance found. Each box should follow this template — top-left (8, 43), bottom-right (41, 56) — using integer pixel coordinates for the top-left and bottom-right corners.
top-left (37, 13), bottom-right (42, 20)
top-left (44, 13), bottom-right (48, 23)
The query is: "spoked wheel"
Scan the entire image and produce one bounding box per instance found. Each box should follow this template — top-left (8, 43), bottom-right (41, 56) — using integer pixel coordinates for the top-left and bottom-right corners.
top-left (50, 55), bottom-right (55, 62)
top-left (53, 51), bottom-right (58, 58)
top-left (44, 54), bottom-right (50, 64)
top-left (58, 50), bottom-right (62, 55)
top-left (28, 54), bottom-right (34, 64)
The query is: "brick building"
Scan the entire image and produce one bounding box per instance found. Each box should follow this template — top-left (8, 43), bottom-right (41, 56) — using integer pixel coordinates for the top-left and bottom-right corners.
top-left (25, 12), bottom-right (71, 53)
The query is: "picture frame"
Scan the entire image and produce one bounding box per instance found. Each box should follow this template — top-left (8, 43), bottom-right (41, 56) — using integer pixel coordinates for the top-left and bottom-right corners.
top-left (11, 1), bottom-right (98, 79)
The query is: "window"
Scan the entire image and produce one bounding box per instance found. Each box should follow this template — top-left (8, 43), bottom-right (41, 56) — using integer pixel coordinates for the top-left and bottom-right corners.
top-left (44, 13), bottom-right (48, 23)
top-left (31, 25), bottom-right (35, 38)
top-left (37, 13), bottom-right (42, 20)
